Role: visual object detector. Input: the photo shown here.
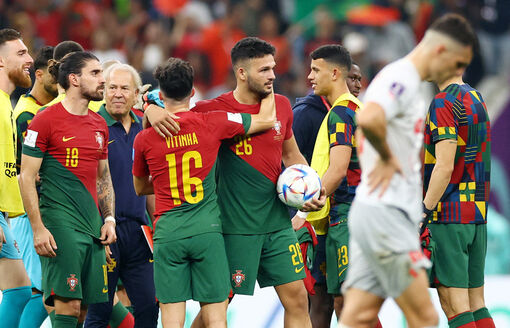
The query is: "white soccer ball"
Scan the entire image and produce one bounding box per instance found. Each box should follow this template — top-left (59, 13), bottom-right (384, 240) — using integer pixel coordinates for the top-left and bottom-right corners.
top-left (277, 164), bottom-right (321, 209)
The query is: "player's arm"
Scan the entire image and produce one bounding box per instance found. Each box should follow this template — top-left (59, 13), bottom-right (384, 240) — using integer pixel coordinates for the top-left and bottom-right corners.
top-left (133, 175), bottom-right (154, 196)
top-left (246, 89), bottom-right (276, 134)
top-left (423, 139), bottom-right (457, 214)
top-left (321, 145), bottom-right (351, 196)
top-left (97, 159), bottom-right (117, 245)
top-left (19, 154), bottom-right (58, 257)
top-left (146, 194), bottom-right (156, 224)
top-left (357, 102), bottom-right (402, 196)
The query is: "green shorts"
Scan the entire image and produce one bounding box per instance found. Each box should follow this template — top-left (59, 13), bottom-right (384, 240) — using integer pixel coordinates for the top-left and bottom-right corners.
top-left (326, 203), bottom-right (350, 295)
top-left (41, 227), bottom-right (108, 306)
top-left (154, 232), bottom-right (231, 303)
top-left (428, 223), bottom-right (486, 288)
top-left (224, 227), bottom-right (306, 295)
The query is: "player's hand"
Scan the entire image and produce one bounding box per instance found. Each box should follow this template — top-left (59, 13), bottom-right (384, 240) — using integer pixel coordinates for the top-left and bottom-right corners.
top-left (105, 245), bottom-right (113, 264)
top-left (291, 215), bottom-right (306, 231)
top-left (300, 186), bottom-right (327, 212)
top-left (33, 225), bottom-right (57, 257)
top-left (100, 221), bottom-right (117, 245)
top-left (367, 156), bottom-right (402, 197)
top-left (145, 104), bottom-right (180, 138)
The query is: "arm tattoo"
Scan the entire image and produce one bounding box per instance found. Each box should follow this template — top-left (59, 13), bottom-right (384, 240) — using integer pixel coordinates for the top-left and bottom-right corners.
top-left (97, 163), bottom-right (115, 218)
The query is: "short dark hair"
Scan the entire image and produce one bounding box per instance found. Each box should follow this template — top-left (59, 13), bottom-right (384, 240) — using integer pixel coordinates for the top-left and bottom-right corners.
top-left (154, 57), bottom-right (194, 101)
top-left (310, 44), bottom-right (352, 72)
top-left (53, 41), bottom-right (84, 61)
top-left (0, 28), bottom-right (21, 47)
top-left (231, 37), bottom-right (275, 67)
top-left (429, 13), bottom-right (477, 48)
top-left (34, 46), bottom-right (54, 71)
top-left (48, 51), bottom-right (98, 90)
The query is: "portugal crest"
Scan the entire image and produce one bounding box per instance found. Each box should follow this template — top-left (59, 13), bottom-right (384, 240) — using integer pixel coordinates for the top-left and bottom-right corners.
top-left (232, 270), bottom-right (245, 288)
top-left (67, 274), bottom-right (79, 291)
top-left (273, 120), bottom-right (283, 140)
top-left (95, 132), bottom-right (104, 150)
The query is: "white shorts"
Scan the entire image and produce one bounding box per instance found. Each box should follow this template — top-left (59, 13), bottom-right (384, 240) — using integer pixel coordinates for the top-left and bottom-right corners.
top-left (342, 200), bottom-right (431, 298)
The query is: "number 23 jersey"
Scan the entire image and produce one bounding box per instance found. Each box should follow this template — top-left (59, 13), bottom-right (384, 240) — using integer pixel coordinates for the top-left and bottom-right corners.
top-left (23, 102), bottom-right (109, 238)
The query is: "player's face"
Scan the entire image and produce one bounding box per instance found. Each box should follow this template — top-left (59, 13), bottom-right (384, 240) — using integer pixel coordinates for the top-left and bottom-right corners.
top-left (308, 58), bottom-right (332, 96)
top-left (79, 59), bottom-right (105, 101)
top-left (246, 54), bottom-right (276, 99)
top-left (40, 68), bottom-right (58, 98)
top-left (428, 43), bottom-right (472, 84)
top-left (0, 39), bottom-right (33, 88)
top-left (346, 64), bottom-right (362, 97)
top-left (105, 70), bottom-right (138, 118)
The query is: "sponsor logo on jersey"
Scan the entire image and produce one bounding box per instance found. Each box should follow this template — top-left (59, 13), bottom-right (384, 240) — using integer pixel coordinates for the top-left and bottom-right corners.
top-left (67, 274), bottom-right (79, 291)
top-left (62, 136), bottom-right (76, 142)
top-left (232, 270), bottom-right (245, 288)
top-left (95, 131), bottom-right (104, 150)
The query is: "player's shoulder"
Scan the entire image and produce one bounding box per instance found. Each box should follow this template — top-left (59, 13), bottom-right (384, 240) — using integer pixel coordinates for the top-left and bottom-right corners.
top-left (194, 92), bottom-right (233, 112)
top-left (372, 58), bottom-right (420, 91)
top-left (88, 110), bottom-right (108, 127)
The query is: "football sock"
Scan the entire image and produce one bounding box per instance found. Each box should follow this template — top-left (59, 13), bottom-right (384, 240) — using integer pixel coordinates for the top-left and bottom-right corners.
top-left (473, 307), bottom-right (495, 328)
top-left (19, 293), bottom-right (48, 328)
top-left (53, 314), bottom-right (78, 328)
top-left (109, 301), bottom-right (135, 328)
top-left (448, 311), bottom-right (476, 328)
top-left (0, 286), bottom-right (32, 327)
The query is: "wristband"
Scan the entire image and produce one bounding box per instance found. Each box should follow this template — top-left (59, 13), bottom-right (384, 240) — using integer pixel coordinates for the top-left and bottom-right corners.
top-left (296, 211), bottom-right (309, 219)
top-left (104, 216), bottom-right (116, 225)
top-left (423, 202), bottom-right (433, 219)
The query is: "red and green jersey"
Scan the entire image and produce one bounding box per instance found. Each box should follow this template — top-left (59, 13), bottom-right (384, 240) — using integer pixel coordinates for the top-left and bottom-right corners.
top-left (22, 103), bottom-right (109, 237)
top-left (423, 83), bottom-right (491, 224)
top-left (132, 110), bottom-right (250, 243)
top-left (193, 92), bottom-right (294, 234)
top-left (327, 98), bottom-right (361, 206)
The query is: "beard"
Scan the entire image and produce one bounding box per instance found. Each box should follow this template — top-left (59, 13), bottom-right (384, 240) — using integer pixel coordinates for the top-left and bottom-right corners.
top-left (44, 83), bottom-right (59, 98)
top-left (81, 84), bottom-right (104, 102)
top-left (8, 67), bottom-right (32, 88)
top-left (247, 76), bottom-right (271, 100)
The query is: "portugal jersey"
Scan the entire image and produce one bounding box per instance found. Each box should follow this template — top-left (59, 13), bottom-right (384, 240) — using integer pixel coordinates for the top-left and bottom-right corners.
top-left (424, 83), bottom-right (491, 224)
top-left (193, 92), bottom-right (294, 234)
top-left (23, 103), bottom-right (109, 238)
top-left (132, 110), bottom-right (250, 243)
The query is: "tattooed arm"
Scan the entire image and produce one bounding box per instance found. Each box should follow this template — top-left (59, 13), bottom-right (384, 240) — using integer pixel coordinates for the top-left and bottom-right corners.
top-left (97, 159), bottom-right (116, 244)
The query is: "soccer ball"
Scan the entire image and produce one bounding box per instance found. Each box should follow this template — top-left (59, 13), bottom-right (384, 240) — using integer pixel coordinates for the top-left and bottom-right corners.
top-left (277, 164), bottom-right (321, 209)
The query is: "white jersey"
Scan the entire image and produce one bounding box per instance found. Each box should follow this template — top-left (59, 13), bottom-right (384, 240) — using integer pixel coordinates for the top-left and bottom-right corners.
top-left (356, 58), bottom-right (427, 222)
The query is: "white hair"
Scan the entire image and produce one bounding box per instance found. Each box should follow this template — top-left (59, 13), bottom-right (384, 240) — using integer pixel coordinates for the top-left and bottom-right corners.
top-left (104, 63), bottom-right (142, 90)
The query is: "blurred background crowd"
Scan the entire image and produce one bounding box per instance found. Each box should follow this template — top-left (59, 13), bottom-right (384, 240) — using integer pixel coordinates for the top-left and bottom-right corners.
top-left (2, 0), bottom-right (510, 274)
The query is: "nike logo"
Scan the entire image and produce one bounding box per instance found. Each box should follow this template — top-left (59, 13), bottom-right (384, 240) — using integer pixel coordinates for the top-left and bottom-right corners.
top-left (108, 139), bottom-right (115, 144)
top-left (62, 136), bottom-right (76, 142)
top-left (295, 266), bottom-right (304, 273)
top-left (102, 287), bottom-right (108, 293)
top-left (149, 259), bottom-right (154, 263)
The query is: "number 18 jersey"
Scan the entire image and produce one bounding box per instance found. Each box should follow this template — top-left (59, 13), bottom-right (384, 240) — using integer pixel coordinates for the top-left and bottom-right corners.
top-left (132, 110), bottom-right (250, 243)
top-left (22, 103), bottom-right (109, 238)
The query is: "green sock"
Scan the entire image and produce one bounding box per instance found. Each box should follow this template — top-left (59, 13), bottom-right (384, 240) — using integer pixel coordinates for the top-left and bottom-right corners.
top-left (473, 307), bottom-right (492, 320)
top-left (448, 311), bottom-right (475, 328)
top-left (54, 314), bottom-right (78, 328)
top-left (109, 302), bottom-right (130, 327)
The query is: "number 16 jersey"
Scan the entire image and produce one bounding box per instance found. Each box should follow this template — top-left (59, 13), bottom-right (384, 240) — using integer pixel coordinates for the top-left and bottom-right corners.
top-left (132, 110), bottom-right (250, 243)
